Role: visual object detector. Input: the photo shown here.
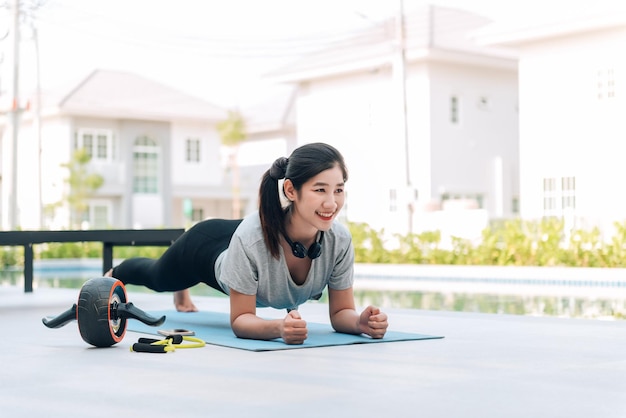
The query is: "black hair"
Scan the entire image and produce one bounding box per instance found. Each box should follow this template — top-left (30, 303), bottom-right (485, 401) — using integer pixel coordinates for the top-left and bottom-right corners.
top-left (259, 142), bottom-right (348, 259)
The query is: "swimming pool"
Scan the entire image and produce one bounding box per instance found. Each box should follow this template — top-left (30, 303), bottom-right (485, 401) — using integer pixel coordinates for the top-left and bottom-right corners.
top-left (3, 261), bottom-right (625, 320)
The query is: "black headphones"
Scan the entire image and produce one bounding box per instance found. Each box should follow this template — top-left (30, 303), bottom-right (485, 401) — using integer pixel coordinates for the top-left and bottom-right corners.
top-left (284, 231), bottom-right (324, 259)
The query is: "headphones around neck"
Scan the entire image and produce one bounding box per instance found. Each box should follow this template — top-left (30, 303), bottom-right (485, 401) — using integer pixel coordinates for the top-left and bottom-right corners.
top-left (284, 231), bottom-right (324, 259)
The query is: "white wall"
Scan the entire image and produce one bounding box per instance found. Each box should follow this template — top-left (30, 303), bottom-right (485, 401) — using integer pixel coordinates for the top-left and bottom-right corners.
top-left (296, 69), bottom-right (413, 234)
top-left (406, 64), bottom-right (433, 204)
top-left (428, 62), bottom-right (519, 217)
top-left (132, 194), bottom-right (163, 228)
top-left (170, 121), bottom-right (222, 188)
top-left (294, 57), bottom-right (518, 236)
top-left (517, 25), bottom-right (626, 227)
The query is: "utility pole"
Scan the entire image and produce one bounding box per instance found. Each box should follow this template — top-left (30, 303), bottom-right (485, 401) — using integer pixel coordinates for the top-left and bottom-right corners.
top-left (394, 0), bottom-right (413, 233)
top-left (33, 24), bottom-right (43, 229)
top-left (7, 0), bottom-right (21, 230)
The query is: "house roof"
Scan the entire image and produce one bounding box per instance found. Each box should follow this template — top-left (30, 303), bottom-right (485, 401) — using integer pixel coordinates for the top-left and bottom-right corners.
top-left (474, 11), bottom-right (626, 47)
top-left (8, 68), bottom-right (294, 141)
top-left (264, 5), bottom-right (517, 84)
top-left (55, 69), bottom-right (227, 122)
top-left (239, 84), bottom-right (297, 137)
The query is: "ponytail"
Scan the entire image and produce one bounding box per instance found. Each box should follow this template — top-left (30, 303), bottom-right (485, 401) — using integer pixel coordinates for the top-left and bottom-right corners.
top-left (259, 158), bottom-right (288, 258)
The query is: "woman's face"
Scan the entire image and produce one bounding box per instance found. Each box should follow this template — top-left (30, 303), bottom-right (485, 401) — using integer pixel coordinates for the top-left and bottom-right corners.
top-left (285, 165), bottom-right (345, 232)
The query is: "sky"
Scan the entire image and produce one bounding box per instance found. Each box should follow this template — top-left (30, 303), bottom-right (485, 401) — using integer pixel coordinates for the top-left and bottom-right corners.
top-left (1, 0), bottom-right (624, 109)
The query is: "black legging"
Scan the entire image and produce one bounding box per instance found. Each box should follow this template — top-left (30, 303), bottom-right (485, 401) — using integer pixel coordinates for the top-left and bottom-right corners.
top-left (111, 218), bottom-right (242, 294)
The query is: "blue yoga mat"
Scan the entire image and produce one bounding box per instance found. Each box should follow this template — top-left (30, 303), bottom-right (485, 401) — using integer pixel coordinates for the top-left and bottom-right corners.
top-left (128, 310), bottom-right (444, 351)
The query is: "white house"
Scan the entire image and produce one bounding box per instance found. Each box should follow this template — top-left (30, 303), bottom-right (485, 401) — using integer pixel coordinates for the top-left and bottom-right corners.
top-left (0, 69), bottom-right (260, 230)
top-left (477, 12), bottom-right (626, 235)
top-left (266, 5), bottom-right (520, 238)
top-left (1, 5), bottom-right (522, 239)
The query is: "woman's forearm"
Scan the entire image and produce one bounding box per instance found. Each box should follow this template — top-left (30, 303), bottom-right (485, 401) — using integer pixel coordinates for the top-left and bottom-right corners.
top-left (231, 313), bottom-right (283, 340)
top-left (330, 308), bottom-right (362, 335)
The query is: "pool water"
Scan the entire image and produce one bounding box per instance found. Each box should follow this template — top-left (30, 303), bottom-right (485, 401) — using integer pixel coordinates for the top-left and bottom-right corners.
top-left (2, 269), bottom-right (625, 320)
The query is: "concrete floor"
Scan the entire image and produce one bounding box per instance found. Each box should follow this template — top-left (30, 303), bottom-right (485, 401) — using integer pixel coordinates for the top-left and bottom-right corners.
top-left (1, 285), bottom-right (625, 418)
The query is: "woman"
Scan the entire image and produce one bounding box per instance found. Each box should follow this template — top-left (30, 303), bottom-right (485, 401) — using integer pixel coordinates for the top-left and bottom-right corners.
top-left (109, 142), bottom-right (388, 344)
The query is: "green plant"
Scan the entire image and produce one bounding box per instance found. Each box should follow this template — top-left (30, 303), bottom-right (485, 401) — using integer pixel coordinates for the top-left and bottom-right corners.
top-left (348, 222), bottom-right (389, 263)
top-left (50, 148), bottom-right (105, 228)
top-left (217, 110), bottom-right (247, 219)
top-left (0, 246), bottom-right (22, 267)
top-left (604, 221), bottom-right (626, 267)
top-left (39, 242), bottom-right (102, 259)
top-left (3, 218), bottom-right (626, 270)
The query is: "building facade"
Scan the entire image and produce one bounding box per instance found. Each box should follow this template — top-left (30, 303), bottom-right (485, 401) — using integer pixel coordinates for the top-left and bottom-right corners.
top-left (0, 70), bottom-right (255, 230)
top-left (1, 5), bottom-right (525, 239)
top-left (268, 5), bottom-right (519, 238)
top-left (479, 12), bottom-right (626, 235)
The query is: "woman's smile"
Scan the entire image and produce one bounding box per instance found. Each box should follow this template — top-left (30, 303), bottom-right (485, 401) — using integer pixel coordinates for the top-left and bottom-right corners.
top-left (316, 211), bottom-right (335, 221)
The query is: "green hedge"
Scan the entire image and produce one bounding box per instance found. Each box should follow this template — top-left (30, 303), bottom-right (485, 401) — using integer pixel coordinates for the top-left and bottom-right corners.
top-left (0, 243), bottom-right (168, 268)
top-left (1, 218), bottom-right (625, 268)
top-left (348, 217), bottom-right (626, 268)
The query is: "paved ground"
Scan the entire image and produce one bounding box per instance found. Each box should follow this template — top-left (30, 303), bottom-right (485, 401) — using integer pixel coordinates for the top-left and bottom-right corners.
top-left (1, 285), bottom-right (625, 418)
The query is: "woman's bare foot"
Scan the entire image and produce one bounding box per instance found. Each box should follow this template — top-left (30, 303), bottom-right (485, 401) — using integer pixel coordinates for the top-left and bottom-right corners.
top-left (174, 289), bottom-right (198, 312)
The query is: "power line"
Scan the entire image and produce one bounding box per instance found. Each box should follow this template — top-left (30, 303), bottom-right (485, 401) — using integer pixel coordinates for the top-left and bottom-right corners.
top-left (32, 1), bottom-right (395, 59)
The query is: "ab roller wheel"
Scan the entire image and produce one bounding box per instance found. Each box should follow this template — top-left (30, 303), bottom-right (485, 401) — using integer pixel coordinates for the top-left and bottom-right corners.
top-left (43, 277), bottom-right (166, 347)
top-left (78, 278), bottom-right (127, 346)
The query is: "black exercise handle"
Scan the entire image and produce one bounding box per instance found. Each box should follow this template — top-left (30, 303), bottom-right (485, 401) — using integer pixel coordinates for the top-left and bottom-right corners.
top-left (115, 302), bottom-right (166, 326)
top-left (138, 337), bottom-right (161, 344)
top-left (131, 343), bottom-right (168, 353)
top-left (138, 336), bottom-right (183, 344)
top-left (166, 335), bottom-right (183, 344)
top-left (42, 304), bottom-right (77, 329)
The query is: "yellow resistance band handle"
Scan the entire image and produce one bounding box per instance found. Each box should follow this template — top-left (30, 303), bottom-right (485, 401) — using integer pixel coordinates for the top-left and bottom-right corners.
top-left (130, 336), bottom-right (205, 353)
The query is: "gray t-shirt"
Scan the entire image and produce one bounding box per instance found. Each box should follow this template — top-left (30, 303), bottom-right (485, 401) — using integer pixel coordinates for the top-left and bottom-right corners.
top-left (214, 212), bottom-right (354, 310)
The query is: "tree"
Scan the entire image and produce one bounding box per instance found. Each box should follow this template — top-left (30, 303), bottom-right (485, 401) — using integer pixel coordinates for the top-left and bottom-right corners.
top-left (59, 148), bottom-right (104, 229)
top-left (217, 110), bottom-right (247, 219)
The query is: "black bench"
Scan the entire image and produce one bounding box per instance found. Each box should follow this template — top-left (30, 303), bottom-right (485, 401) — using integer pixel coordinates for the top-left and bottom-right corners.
top-left (0, 229), bottom-right (185, 293)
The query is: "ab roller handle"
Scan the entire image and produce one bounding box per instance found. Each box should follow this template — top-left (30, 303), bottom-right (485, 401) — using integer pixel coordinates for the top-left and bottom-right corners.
top-left (42, 277), bottom-right (166, 348)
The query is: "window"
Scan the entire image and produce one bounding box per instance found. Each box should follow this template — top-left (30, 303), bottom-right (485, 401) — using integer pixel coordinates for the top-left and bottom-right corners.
top-left (511, 196), bottom-right (519, 214)
top-left (561, 176), bottom-right (576, 210)
top-left (91, 204), bottom-right (110, 229)
top-left (450, 96), bottom-right (459, 124)
top-left (133, 136), bottom-right (159, 194)
top-left (474, 194), bottom-right (484, 209)
top-left (75, 129), bottom-right (115, 162)
top-left (542, 178), bottom-right (557, 215)
top-left (477, 96), bottom-right (489, 110)
top-left (597, 68), bottom-right (616, 100)
top-left (441, 192), bottom-right (483, 209)
top-left (542, 176), bottom-right (575, 218)
top-left (191, 208), bottom-right (204, 222)
top-left (186, 138), bottom-right (201, 162)
top-left (389, 189), bottom-right (397, 212)
top-left (73, 202), bottom-right (111, 229)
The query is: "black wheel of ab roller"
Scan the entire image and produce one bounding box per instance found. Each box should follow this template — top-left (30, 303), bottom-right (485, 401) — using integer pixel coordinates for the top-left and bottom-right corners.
top-left (42, 277), bottom-right (166, 347)
top-left (77, 277), bottom-right (128, 347)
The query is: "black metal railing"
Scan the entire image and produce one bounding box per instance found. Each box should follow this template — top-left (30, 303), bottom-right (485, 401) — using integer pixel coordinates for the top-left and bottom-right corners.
top-left (0, 229), bottom-right (185, 292)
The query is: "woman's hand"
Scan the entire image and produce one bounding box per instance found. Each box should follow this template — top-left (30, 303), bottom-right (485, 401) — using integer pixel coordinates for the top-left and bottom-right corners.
top-left (329, 287), bottom-right (389, 338)
top-left (281, 310), bottom-right (308, 344)
top-left (358, 306), bottom-right (388, 339)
